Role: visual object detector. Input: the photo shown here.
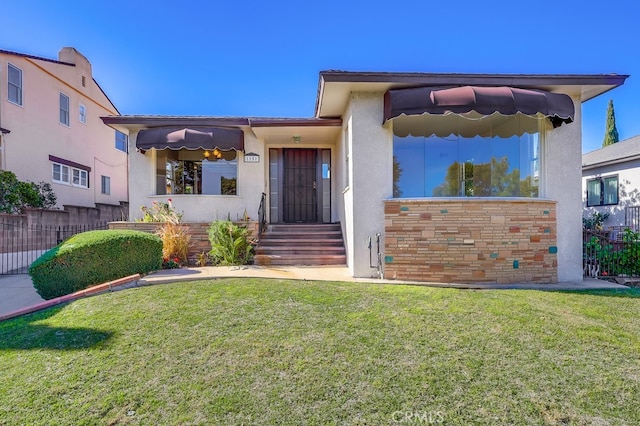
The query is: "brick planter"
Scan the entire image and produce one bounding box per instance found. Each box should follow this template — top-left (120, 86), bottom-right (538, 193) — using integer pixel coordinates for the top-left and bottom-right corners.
top-left (109, 221), bottom-right (258, 265)
top-left (384, 198), bottom-right (557, 284)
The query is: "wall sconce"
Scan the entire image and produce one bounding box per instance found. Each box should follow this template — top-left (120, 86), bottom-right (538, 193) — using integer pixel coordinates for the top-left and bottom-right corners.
top-left (203, 150), bottom-right (211, 159)
top-left (293, 135), bottom-right (302, 144)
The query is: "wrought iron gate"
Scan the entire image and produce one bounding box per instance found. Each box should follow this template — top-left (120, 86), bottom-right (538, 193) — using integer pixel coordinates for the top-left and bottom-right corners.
top-left (0, 220), bottom-right (107, 274)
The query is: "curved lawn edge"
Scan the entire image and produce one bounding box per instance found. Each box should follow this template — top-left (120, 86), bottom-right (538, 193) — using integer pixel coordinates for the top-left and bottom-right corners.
top-left (0, 274), bottom-right (141, 322)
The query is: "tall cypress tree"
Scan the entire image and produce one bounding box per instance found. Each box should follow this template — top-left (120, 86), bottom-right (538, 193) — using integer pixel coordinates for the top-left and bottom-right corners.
top-left (603, 99), bottom-right (620, 147)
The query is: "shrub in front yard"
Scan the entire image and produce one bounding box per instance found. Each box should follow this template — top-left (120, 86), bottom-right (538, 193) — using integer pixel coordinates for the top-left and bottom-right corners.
top-left (208, 220), bottom-right (253, 265)
top-left (156, 222), bottom-right (191, 266)
top-left (29, 230), bottom-right (162, 299)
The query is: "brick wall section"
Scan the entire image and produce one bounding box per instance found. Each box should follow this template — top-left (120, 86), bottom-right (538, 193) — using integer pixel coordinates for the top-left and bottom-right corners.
top-left (109, 221), bottom-right (258, 265)
top-left (384, 199), bottom-right (558, 284)
top-left (0, 203), bottom-right (128, 254)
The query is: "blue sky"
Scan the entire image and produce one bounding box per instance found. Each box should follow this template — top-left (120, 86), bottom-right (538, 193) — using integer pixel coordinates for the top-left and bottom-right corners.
top-left (2, 0), bottom-right (638, 153)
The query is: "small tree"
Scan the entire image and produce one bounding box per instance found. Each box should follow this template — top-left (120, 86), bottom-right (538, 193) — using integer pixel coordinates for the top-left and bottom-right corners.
top-left (0, 171), bottom-right (21, 213)
top-left (0, 171), bottom-right (57, 213)
top-left (603, 99), bottom-right (619, 147)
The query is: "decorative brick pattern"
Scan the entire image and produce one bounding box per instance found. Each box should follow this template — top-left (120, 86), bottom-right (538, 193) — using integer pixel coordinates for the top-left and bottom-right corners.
top-left (384, 199), bottom-right (557, 284)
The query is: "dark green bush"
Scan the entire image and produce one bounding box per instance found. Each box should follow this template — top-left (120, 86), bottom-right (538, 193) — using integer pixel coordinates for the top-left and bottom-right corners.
top-left (29, 230), bottom-right (162, 300)
top-left (0, 171), bottom-right (58, 212)
top-left (0, 171), bottom-right (21, 213)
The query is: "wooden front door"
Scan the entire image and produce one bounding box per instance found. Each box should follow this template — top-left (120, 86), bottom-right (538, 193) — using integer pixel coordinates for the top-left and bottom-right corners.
top-left (283, 149), bottom-right (317, 223)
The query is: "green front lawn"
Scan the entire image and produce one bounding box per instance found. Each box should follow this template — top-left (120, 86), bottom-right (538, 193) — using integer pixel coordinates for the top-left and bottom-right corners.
top-left (1, 279), bottom-right (639, 425)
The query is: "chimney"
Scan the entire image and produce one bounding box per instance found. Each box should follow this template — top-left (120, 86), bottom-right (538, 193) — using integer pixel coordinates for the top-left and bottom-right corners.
top-left (58, 47), bottom-right (92, 81)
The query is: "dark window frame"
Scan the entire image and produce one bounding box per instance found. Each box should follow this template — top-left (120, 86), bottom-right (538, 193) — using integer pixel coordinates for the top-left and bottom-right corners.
top-left (586, 175), bottom-right (619, 207)
top-left (101, 175), bottom-right (111, 195)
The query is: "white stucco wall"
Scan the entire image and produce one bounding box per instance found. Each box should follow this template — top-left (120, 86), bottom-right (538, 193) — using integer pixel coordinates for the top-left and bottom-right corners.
top-left (347, 92), bottom-right (393, 277)
top-left (128, 128), bottom-right (266, 223)
top-left (338, 115), bottom-right (353, 271)
top-left (0, 50), bottom-right (127, 209)
top-left (544, 96), bottom-right (583, 282)
top-left (582, 160), bottom-right (640, 228)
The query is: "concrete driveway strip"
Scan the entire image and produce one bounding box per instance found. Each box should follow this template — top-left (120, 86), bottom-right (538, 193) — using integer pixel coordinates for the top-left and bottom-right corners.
top-left (0, 275), bottom-right (44, 317)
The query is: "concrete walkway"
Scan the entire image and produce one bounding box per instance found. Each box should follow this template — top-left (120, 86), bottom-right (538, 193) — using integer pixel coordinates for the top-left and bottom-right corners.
top-left (0, 274), bottom-right (45, 318)
top-left (139, 265), bottom-right (630, 291)
top-left (0, 266), bottom-right (631, 320)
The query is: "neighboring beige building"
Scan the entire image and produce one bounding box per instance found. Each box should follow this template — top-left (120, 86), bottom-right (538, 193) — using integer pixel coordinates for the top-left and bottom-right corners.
top-left (104, 71), bottom-right (628, 284)
top-left (0, 47), bottom-right (127, 216)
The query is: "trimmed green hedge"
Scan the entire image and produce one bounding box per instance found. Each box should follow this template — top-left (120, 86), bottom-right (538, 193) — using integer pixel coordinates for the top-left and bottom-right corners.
top-left (29, 230), bottom-right (162, 300)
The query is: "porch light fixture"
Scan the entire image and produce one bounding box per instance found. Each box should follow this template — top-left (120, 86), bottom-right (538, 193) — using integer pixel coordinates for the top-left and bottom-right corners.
top-left (293, 135), bottom-right (302, 144)
top-left (204, 148), bottom-right (223, 159)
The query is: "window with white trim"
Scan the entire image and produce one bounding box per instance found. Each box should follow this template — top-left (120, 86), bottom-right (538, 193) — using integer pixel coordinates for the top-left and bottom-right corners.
top-left (79, 103), bottom-right (86, 124)
top-left (115, 130), bottom-right (127, 152)
top-left (101, 175), bottom-right (111, 195)
top-left (52, 163), bottom-right (70, 184)
top-left (587, 175), bottom-right (618, 206)
top-left (8, 63), bottom-right (22, 106)
top-left (52, 162), bottom-right (88, 188)
top-left (72, 168), bottom-right (88, 187)
top-left (59, 93), bottom-right (70, 126)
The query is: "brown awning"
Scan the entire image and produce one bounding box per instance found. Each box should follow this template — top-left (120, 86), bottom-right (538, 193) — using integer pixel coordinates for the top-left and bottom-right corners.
top-left (384, 86), bottom-right (575, 128)
top-left (136, 127), bottom-right (244, 151)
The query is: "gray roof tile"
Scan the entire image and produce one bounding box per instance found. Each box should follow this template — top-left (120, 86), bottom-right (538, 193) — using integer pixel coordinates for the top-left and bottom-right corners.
top-left (583, 135), bottom-right (640, 167)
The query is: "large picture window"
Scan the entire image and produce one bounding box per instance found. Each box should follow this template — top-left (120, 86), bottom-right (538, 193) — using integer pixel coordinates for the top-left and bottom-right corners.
top-left (393, 134), bottom-right (540, 198)
top-left (392, 114), bottom-right (542, 198)
top-left (156, 149), bottom-right (238, 195)
top-left (587, 175), bottom-right (618, 206)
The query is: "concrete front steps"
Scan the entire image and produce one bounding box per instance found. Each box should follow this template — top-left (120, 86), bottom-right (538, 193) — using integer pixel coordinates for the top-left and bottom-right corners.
top-left (254, 223), bottom-right (346, 266)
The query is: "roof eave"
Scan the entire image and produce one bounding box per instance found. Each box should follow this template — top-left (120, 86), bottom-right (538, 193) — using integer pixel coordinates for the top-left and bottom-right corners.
top-left (315, 71), bottom-right (629, 118)
top-left (249, 118), bottom-right (342, 127)
top-left (101, 116), bottom-right (251, 132)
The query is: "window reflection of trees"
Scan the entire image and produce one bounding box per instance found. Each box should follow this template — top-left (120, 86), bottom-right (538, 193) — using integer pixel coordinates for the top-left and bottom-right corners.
top-left (167, 160), bottom-right (201, 194)
top-left (393, 134), bottom-right (539, 198)
top-left (431, 157), bottom-right (538, 197)
top-left (159, 150), bottom-right (238, 195)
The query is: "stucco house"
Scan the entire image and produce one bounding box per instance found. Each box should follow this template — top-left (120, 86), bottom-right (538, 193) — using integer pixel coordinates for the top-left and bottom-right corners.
top-left (0, 47), bottom-right (128, 218)
top-left (103, 71), bottom-right (627, 284)
top-left (582, 135), bottom-right (640, 230)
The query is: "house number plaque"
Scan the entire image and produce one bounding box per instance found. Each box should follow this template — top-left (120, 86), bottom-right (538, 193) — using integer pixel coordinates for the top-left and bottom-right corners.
top-left (244, 152), bottom-right (260, 163)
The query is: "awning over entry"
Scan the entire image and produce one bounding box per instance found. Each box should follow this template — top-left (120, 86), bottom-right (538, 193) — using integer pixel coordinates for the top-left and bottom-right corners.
top-left (384, 86), bottom-right (575, 128)
top-left (136, 127), bottom-right (244, 151)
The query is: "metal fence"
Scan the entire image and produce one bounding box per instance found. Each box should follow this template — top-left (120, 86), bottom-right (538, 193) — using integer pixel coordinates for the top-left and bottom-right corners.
top-left (0, 220), bottom-right (108, 275)
top-left (583, 227), bottom-right (640, 279)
